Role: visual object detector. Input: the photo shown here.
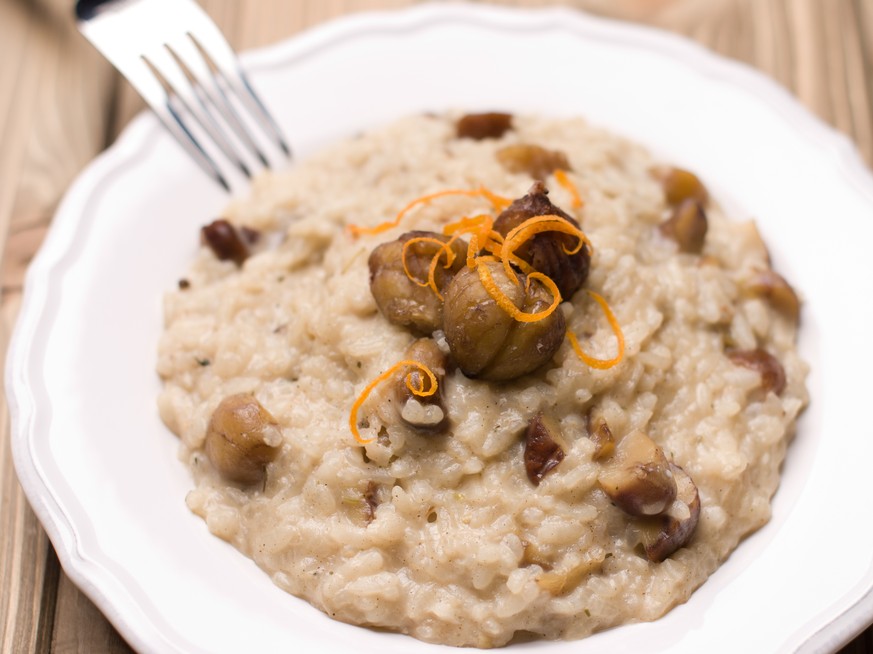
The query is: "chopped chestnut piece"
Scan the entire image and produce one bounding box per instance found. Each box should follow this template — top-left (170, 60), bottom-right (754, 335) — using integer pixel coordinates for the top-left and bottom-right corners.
top-left (442, 261), bottom-right (566, 381)
top-left (455, 112), bottom-right (513, 140)
top-left (746, 269), bottom-right (800, 322)
top-left (369, 231), bottom-right (468, 334)
top-left (658, 167), bottom-right (708, 207)
top-left (201, 218), bottom-right (255, 265)
top-left (727, 348), bottom-right (786, 395)
top-left (599, 431), bottom-right (676, 517)
top-left (493, 181), bottom-right (591, 299)
top-left (496, 144), bottom-right (571, 180)
top-left (395, 338), bottom-right (449, 432)
top-left (659, 199), bottom-right (708, 254)
top-left (586, 412), bottom-right (615, 461)
top-left (204, 394), bottom-right (282, 485)
top-left (637, 464), bottom-right (700, 562)
top-left (363, 481), bottom-right (380, 523)
top-left (524, 413), bottom-right (565, 485)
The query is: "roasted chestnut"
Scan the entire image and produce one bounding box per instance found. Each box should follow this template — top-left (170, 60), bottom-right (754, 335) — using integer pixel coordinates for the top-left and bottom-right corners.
top-left (442, 260), bottom-right (566, 381)
top-left (204, 394), bottom-right (282, 485)
top-left (493, 181), bottom-right (590, 299)
top-left (369, 231), bottom-right (468, 334)
top-left (659, 199), bottom-right (708, 254)
top-left (524, 412), bottom-right (565, 485)
top-left (496, 144), bottom-right (571, 180)
top-left (395, 337), bottom-right (449, 432)
top-left (598, 431), bottom-right (676, 518)
top-left (201, 218), bottom-right (259, 265)
top-left (658, 167), bottom-right (709, 207)
top-left (726, 348), bottom-right (786, 395)
top-left (455, 112), bottom-right (514, 140)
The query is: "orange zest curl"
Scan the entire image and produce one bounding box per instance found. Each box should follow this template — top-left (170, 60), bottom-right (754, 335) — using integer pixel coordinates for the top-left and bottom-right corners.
top-left (348, 187), bottom-right (511, 237)
top-left (499, 214), bottom-right (593, 285)
top-left (443, 213), bottom-right (494, 241)
top-left (349, 359), bottom-right (438, 444)
top-left (553, 169), bottom-right (583, 209)
top-left (476, 257), bottom-right (562, 324)
top-left (566, 290), bottom-right (625, 370)
top-left (401, 236), bottom-right (457, 299)
top-left (480, 187), bottom-right (513, 212)
top-left (440, 214), bottom-right (505, 270)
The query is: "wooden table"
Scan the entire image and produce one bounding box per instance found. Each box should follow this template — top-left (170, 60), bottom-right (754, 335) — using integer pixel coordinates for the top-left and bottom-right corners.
top-left (1, 0), bottom-right (871, 651)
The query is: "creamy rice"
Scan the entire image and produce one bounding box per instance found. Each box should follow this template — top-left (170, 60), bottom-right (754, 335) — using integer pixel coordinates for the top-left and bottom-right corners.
top-left (157, 114), bottom-right (807, 647)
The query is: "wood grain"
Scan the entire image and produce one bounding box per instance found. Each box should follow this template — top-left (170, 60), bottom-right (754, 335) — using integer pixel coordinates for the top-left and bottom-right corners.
top-left (1, 0), bottom-right (871, 652)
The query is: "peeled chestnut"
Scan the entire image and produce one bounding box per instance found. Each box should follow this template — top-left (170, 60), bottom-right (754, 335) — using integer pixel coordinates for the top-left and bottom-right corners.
top-left (636, 464), bottom-right (700, 562)
top-left (204, 394), bottom-right (282, 485)
top-left (493, 181), bottom-right (590, 299)
top-left (456, 112), bottom-right (513, 140)
top-left (746, 269), bottom-right (800, 322)
top-left (599, 431), bottom-right (677, 517)
top-left (658, 166), bottom-right (709, 207)
top-left (395, 337), bottom-right (449, 432)
top-left (368, 231), bottom-right (468, 335)
top-left (726, 348), bottom-right (786, 395)
top-left (660, 199), bottom-right (708, 254)
top-left (524, 412), bottom-right (565, 485)
top-left (442, 260), bottom-right (565, 381)
top-left (201, 219), bottom-right (258, 266)
top-left (496, 143), bottom-right (571, 180)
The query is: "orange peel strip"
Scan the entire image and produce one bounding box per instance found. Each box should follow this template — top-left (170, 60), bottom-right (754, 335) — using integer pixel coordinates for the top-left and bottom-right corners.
top-left (567, 290), bottom-right (625, 370)
top-left (444, 214), bottom-right (506, 260)
top-left (481, 187), bottom-right (513, 212)
top-left (443, 213), bottom-right (493, 239)
top-left (476, 257), bottom-right (562, 323)
top-left (348, 187), bottom-right (510, 237)
top-left (466, 232), bottom-right (481, 269)
top-left (401, 236), bottom-right (456, 298)
top-left (554, 169), bottom-right (583, 209)
top-left (426, 233), bottom-right (462, 300)
top-left (499, 214), bottom-right (593, 285)
top-left (349, 359), bottom-right (438, 444)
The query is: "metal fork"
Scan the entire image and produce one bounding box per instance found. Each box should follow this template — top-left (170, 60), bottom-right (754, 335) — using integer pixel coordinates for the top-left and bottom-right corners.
top-left (75, 0), bottom-right (291, 191)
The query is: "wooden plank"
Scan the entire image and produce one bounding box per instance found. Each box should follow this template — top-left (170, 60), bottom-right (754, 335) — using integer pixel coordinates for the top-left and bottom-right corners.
top-left (0, 2), bottom-right (120, 653)
top-left (50, 571), bottom-right (133, 654)
top-left (0, 1), bottom-right (117, 293)
top-left (839, 0), bottom-right (873, 162)
top-left (0, 287), bottom-right (55, 654)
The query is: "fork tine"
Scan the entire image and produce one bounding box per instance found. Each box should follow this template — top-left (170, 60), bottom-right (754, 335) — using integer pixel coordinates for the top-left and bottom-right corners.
top-left (234, 67), bottom-right (292, 158)
top-left (161, 98), bottom-right (232, 192)
top-left (144, 46), bottom-right (253, 178)
top-left (76, 0), bottom-right (290, 191)
top-left (157, 44), bottom-right (255, 177)
top-left (183, 9), bottom-right (292, 157)
top-left (169, 35), bottom-right (271, 168)
top-left (126, 54), bottom-right (233, 191)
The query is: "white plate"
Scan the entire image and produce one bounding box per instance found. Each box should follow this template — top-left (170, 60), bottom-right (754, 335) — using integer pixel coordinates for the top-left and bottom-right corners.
top-left (8, 4), bottom-right (873, 653)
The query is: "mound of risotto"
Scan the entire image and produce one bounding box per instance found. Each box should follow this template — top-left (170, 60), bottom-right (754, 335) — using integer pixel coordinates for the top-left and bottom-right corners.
top-left (157, 113), bottom-right (808, 647)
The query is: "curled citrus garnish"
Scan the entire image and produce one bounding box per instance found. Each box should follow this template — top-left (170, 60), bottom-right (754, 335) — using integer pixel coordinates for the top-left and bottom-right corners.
top-left (350, 360), bottom-right (438, 444)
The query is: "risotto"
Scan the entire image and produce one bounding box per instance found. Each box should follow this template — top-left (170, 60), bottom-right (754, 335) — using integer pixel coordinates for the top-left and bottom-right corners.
top-left (156, 113), bottom-right (808, 647)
